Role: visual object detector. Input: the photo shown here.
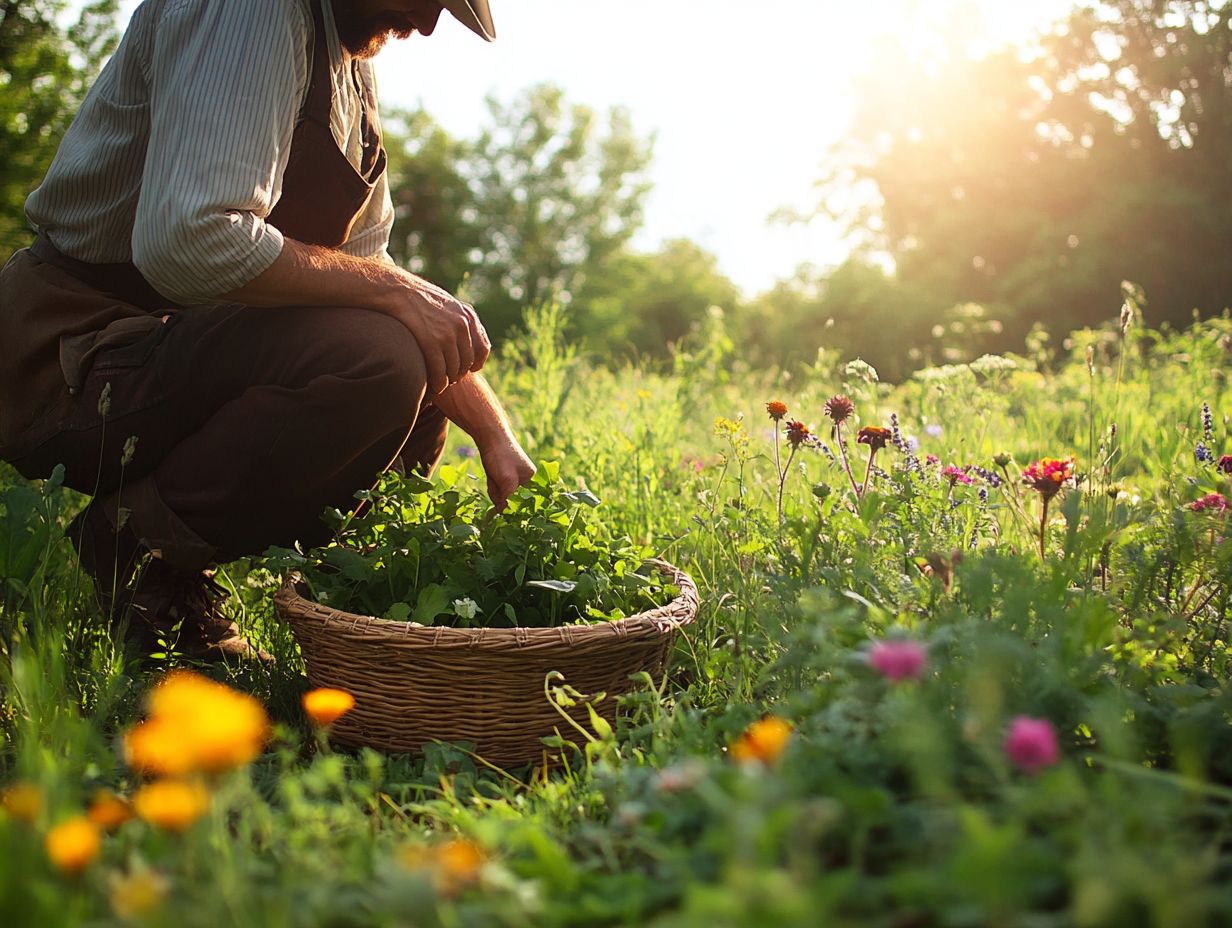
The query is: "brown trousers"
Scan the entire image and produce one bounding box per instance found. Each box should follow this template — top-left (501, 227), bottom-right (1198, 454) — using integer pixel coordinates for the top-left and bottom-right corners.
top-left (7, 259), bottom-right (446, 570)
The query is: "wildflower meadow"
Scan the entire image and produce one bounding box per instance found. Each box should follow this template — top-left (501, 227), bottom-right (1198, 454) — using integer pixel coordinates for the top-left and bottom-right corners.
top-left (2, 301), bottom-right (1232, 927)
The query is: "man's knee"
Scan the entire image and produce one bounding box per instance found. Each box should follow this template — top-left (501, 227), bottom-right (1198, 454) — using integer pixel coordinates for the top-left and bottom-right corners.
top-left (322, 309), bottom-right (428, 418)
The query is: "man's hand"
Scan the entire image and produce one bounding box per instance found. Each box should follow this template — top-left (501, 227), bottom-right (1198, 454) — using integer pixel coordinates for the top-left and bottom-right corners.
top-left (479, 436), bottom-right (536, 511)
top-left (430, 373), bottom-right (532, 509)
top-left (383, 279), bottom-right (491, 396)
top-left (220, 239), bottom-right (490, 397)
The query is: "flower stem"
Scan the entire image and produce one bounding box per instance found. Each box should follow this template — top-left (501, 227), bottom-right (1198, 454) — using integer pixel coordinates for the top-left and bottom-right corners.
top-left (778, 444), bottom-right (798, 527)
top-left (1037, 497), bottom-right (1049, 562)
top-left (774, 426), bottom-right (784, 524)
top-left (861, 449), bottom-right (878, 496)
top-left (835, 423), bottom-right (862, 499)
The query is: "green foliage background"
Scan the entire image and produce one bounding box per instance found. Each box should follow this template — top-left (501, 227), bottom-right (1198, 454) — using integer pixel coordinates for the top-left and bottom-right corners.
top-left (0, 1), bottom-right (116, 256)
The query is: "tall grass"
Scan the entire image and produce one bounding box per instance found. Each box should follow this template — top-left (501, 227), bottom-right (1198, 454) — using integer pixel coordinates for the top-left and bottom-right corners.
top-left (1, 305), bottom-right (1230, 926)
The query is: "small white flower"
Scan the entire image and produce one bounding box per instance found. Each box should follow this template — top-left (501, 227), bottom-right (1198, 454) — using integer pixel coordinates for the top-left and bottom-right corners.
top-left (969, 353), bottom-right (1018, 374)
top-left (452, 597), bottom-right (480, 620)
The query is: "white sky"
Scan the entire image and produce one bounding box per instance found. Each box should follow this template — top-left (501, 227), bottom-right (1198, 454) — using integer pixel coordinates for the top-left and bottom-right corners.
top-left (113, 0), bottom-right (1077, 295)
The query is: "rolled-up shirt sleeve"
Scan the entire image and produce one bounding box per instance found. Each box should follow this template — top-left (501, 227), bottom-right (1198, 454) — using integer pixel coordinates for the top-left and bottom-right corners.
top-left (132, 0), bottom-right (309, 304)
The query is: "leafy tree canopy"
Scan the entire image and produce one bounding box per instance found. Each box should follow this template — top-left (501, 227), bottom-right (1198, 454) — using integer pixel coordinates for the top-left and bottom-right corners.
top-left (797, 0), bottom-right (1232, 373)
top-left (0, 0), bottom-right (116, 257)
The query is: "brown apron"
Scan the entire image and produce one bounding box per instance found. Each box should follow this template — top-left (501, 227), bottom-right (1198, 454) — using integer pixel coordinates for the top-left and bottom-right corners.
top-left (0, 0), bottom-right (385, 461)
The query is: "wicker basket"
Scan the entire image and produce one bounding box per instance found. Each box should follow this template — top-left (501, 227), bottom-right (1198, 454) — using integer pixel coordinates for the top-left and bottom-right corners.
top-left (274, 559), bottom-right (698, 767)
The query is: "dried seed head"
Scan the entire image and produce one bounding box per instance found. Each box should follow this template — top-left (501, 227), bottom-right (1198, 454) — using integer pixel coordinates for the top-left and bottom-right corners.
top-left (823, 395), bottom-right (855, 425)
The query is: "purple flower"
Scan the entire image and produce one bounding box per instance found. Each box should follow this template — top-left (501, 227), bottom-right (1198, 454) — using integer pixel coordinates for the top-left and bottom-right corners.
top-left (867, 640), bottom-right (927, 682)
top-left (455, 445), bottom-right (478, 459)
top-left (890, 413), bottom-right (908, 452)
top-left (969, 465), bottom-right (1003, 487)
top-left (925, 424), bottom-right (944, 438)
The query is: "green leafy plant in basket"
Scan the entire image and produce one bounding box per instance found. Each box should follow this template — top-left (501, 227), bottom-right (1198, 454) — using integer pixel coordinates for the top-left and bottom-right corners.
top-left (266, 461), bottom-right (675, 627)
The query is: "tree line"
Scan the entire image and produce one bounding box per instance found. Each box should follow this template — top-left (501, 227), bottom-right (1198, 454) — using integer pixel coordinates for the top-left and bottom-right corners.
top-left (3, 1), bottom-right (1230, 381)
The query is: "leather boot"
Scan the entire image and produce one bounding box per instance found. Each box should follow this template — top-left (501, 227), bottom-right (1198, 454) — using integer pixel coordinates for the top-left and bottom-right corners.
top-left (125, 558), bottom-right (273, 663)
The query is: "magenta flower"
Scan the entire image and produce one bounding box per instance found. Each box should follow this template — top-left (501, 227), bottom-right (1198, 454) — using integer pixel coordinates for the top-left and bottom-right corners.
top-left (1219, 455), bottom-right (1232, 475)
top-left (1191, 493), bottom-right (1228, 513)
top-left (941, 465), bottom-right (975, 487)
top-left (1004, 716), bottom-right (1060, 773)
top-left (925, 454), bottom-right (940, 466)
top-left (868, 640), bottom-right (928, 682)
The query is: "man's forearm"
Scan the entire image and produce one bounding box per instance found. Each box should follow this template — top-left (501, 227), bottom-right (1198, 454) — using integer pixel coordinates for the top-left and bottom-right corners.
top-left (219, 238), bottom-right (412, 313)
top-left (218, 238), bottom-right (489, 396)
top-left (434, 372), bottom-right (536, 510)
top-left (431, 372), bottom-right (515, 450)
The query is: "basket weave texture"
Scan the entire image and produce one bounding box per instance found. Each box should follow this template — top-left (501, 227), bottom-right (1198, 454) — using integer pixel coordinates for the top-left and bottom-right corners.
top-left (275, 559), bottom-right (698, 767)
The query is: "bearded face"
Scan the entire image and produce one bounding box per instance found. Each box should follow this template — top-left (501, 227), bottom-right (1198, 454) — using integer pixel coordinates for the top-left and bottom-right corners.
top-left (332, 1), bottom-right (444, 58)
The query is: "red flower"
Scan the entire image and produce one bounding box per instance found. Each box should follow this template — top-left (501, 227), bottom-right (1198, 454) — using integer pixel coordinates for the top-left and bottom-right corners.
top-left (1022, 457), bottom-right (1074, 500)
top-left (1219, 455), bottom-right (1232, 475)
top-left (857, 426), bottom-right (893, 453)
top-left (1191, 493), bottom-right (1229, 513)
top-left (765, 400), bottom-right (788, 422)
top-left (785, 420), bottom-right (812, 448)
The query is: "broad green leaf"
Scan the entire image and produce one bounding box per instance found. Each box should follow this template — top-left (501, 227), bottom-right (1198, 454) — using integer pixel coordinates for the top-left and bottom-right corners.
top-left (412, 583), bottom-right (452, 624)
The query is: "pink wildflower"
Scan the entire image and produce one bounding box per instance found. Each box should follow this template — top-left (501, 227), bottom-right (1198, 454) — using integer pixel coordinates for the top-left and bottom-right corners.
top-left (1191, 493), bottom-right (1229, 513)
top-left (941, 465), bottom-right (975, 487)
top-left (1004, 716), bottom-right (1060, 773)
top-left (1218, 455), bottom-right (1232, 475)
top-left (868, 640), bottom-right (928, 682)
top-left (925, 454), bottom-right (940, 466)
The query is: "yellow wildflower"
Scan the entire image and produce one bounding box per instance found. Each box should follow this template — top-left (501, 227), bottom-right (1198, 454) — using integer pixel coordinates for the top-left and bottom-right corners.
top-left (45, 816), bottom-right (101, 874)
top-left (123, 718), bottom-right (194, 778)
top-left (124, 670), bottom-right (268, 776)
top-left (87, 789), bottom-right (134, 831)
top-left (398, 838), bottom-right (487, 896)
top-left (132, 780), bottom-right (210, 832)
top-left (436, 838), bottom-right (485, 893)
top-left (730, 716), bottom-right (793, 765)
top-left (1, 781), bottom-right (44, 824)
top-left (302, 688), bottom-right (356, 727)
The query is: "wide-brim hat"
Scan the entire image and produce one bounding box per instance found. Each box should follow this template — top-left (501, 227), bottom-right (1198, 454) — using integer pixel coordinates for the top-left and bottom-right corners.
top-left (441, 0), bottom-right (495, 41)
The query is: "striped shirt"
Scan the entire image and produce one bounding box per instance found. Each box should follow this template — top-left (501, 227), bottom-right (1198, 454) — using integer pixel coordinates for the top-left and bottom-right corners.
top-left (24, 0), bottom-right (395, 306)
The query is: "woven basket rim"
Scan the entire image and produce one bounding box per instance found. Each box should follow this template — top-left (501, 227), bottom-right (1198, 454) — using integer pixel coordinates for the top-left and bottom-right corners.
top-left (274, 557), bottom-right (698, 648)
